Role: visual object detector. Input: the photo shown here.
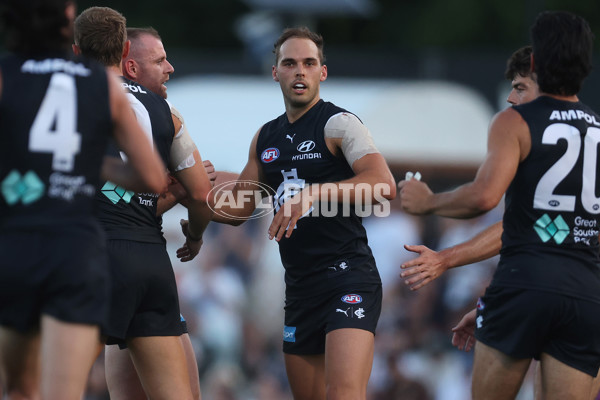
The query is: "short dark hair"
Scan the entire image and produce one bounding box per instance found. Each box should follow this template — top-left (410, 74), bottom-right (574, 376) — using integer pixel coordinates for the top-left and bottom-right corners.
top-left (531, 11), bottom-right (593, 96)
top-left (127, 27), bottom-right (161, 42)
top-left (504, 46), bottom-right (532, 81)
top-left (273, 26), bottom-right (325, 65)
top-left (0, 0), bottom-right (72, 54)
top-left (74, 7), bottom-right (126, 67)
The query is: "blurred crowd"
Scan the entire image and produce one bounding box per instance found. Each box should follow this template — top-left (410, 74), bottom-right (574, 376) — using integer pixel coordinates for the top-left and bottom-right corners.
top-left (84, 197), bottom-right (535, 400)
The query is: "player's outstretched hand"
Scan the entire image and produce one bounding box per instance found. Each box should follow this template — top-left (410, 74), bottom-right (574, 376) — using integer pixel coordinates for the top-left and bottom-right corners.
top-left (400, 244), bottom-right (449, 290)
top-left (451, 309), bottom-right (477, 352)
top-left (177, 219), bottom-right (202, 262)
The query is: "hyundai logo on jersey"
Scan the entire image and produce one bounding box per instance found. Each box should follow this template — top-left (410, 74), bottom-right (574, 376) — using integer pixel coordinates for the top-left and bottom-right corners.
top-left (261, 147), bottom-right (280, 163)
top-left (283, 325), bottom-right (296, 342)
top-left (341, 294), bottom-right (363, 304)
top-left (297, 140), bottom-right (316, 153)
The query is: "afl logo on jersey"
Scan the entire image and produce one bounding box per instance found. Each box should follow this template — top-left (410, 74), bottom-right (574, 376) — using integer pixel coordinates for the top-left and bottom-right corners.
top-left (297, 140), bottom-right (316, 153)
top-left (341, 294), bottom-right (363, 304)
top-left (261, 147), bottom-right (280, 163)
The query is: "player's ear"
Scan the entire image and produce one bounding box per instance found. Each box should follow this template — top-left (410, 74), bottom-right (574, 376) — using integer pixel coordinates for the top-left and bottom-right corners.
top-left (72, 44), bottom-right (80, 55)
top-left (122, 40), bottom-right (130, 60)
top-left (320, 64), bottom-right (327, 82)
top-left (123, 59), bottom-right (137, 79)
top-left (530, 54), bottom-right (535, 74)
top-left (272, 65), bottom-right (279, 82)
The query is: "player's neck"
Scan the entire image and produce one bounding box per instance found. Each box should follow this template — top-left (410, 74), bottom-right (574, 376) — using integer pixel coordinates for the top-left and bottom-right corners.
top-left (106, 64), bottom-right (123, 77)
top-left (285, 97), bottom-right (321, 124)
top-left (542, 92), bottom-right (579, 103)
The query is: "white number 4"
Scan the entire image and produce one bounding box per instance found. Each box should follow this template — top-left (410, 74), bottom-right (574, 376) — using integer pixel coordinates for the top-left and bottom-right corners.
top-left (29, 72), bottom-right (81, 172)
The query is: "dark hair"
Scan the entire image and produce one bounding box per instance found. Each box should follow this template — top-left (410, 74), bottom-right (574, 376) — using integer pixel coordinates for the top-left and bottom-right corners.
top-left (273, 26), bottom-right (325, 65)
top-left (0, 0), bottom-right (72, 54)
top-left (531, 11), bottom-right (593, 96)
top-left (127, 27), bottom-right (161, 42)
top-left (504, 46), bottom-right (532, 81)
top-left (74, 7), bottom-right (126, 67)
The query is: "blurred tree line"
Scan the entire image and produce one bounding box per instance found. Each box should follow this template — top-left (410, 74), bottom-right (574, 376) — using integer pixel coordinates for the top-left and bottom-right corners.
top-left (77, 0), bottom-right (600, 52)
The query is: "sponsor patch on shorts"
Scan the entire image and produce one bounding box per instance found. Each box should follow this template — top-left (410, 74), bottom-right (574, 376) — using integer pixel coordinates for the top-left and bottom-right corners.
top-left (283, 325), bottom-right (296, 342)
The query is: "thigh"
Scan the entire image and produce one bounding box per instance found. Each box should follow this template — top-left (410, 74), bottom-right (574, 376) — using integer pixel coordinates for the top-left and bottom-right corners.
top-left (472, 341), bottom-right (531, 400)
top-left (127, 335), bottom-right (193, 400)
top-left (325, 328), bottom-right (374, 400)
top-left (284, 353), bottom-right (325, 400)
top-left (539, 352), bottom-right (595, 400)
top-left (0, 326), bottom-right (40, 398)
top-left (105, 345), bottom-right (146, 400)
top-left (180, 333), bottom-right (201, 400)
top-left (40, 314), bottom-right (102, 400)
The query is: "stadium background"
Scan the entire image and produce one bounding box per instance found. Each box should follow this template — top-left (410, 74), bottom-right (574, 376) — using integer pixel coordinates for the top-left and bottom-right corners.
top-left (8, 0), bottom-right (600, 398)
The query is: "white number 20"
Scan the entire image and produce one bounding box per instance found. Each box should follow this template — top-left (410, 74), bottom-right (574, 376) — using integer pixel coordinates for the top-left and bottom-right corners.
top-left (29, 72), bottom-right (81, 172)
top-left (534, 123), bottom-right (600, 213)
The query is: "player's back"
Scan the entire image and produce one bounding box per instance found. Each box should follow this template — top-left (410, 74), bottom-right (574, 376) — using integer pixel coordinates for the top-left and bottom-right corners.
top-left (0, 52), bottom-right (112, 230)
top-left (495, 95), bottom-right (600, 303)
top-left (94, 77), bottom-right (173, 243)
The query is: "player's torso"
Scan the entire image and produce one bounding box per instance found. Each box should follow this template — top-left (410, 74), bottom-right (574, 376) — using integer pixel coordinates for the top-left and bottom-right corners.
top-left (256, 100), bottom-right (379, 293)
top-left (0, 53), bottom-right (111, 229)
top-left (94, 78), bottom-right (173, 243)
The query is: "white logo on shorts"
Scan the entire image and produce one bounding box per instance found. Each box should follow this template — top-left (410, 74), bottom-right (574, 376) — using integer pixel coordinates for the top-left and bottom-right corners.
top-left (336, 308), bottom-right (350, 317)
top-left (354, 308), bottom-right (365, 319)
top-left (476, 315), bottom-right (483, 328)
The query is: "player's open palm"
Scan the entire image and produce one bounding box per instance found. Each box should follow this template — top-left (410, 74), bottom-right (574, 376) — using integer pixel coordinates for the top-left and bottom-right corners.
top-left (451, 309), bottom-right (476, 352)
top-left (400, 244), bottom-right (449, 290)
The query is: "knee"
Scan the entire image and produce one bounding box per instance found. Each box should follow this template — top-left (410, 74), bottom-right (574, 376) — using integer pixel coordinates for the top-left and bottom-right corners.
top-left (326, 382), bottom-right (365, 400)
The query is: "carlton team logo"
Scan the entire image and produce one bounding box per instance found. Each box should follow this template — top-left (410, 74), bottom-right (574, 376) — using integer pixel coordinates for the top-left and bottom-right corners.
top-left (261, 147), bottom-right (280, 163)
top-left (341, 294), bottom-right (363, 304)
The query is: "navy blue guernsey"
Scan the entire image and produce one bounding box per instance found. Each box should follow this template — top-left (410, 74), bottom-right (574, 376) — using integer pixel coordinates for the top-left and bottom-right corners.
top-left (93, 77), bottom-right (173, 243)
top-left (0, 53), bottom-right (111, 230)
top-left (256, 100), bottom-right (380, 298)
top-left (494, 96), bottom-right (600, 303)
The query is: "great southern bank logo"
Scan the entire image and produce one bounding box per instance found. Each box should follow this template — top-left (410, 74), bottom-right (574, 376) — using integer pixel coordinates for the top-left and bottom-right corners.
top-left (261, 147), bottom-right (280, 163)
top-left (209, 180), bottom-right (276, 221)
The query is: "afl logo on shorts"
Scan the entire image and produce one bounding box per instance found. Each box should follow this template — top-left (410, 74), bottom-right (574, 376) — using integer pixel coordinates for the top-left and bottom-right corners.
top-left (341, 294), bottom-right (363, 304)
top-left (261, 147), bottom-right (280, 163)
top-left (476, 297), bottom-right (485, 310)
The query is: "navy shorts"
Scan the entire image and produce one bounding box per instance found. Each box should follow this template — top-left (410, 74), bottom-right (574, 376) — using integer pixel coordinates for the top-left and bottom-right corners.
top-left (103, 240), bottom-right (184, 346)
top-left (0, 224), bottom-right (109, 332)
top-left (475, 285), bottom-right (600, 377)
top-left (283, 283), bottom-right (382, 355)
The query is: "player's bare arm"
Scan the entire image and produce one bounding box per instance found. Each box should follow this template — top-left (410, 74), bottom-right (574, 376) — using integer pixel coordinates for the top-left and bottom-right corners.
top-left (401, 221), bottom-right (503, 290)
top-left (210, 128), bottom-right (268, 225)
top-left (399, 108), bottom-right (529, 218)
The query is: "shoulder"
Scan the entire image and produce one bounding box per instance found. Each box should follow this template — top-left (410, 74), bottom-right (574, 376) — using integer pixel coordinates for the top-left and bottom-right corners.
top-left (325, 111), bottom-right (363, 131)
